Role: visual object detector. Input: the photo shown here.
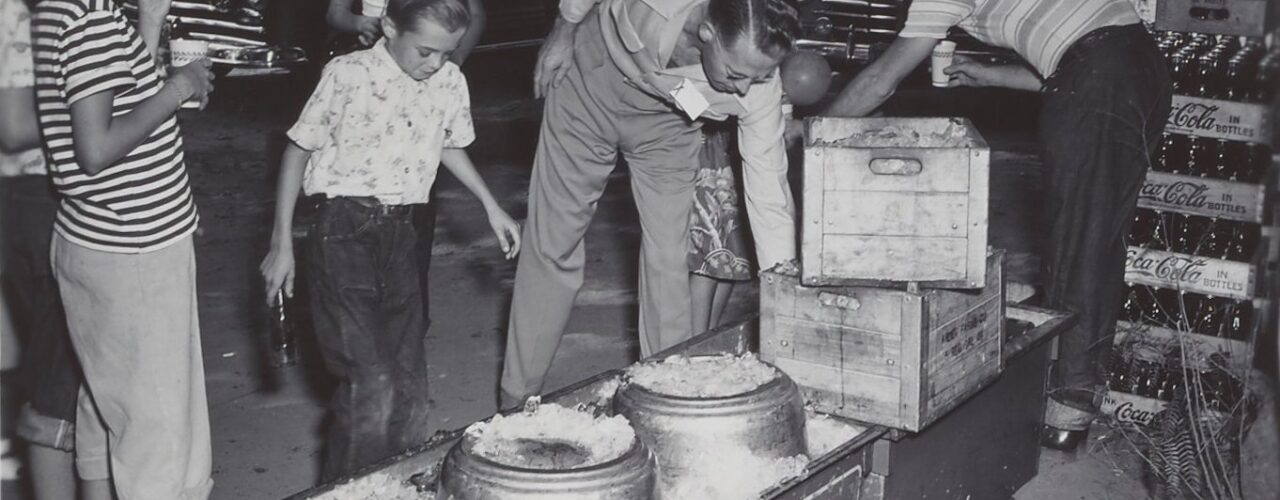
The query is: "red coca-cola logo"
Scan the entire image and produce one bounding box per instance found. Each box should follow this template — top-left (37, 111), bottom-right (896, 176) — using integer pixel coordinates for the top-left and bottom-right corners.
top-left (1114, 402), bottom-right (1156, 423)
top-left (1169, 102), bottom-right (1220, 132)
top-left (1139, 180), bottom-right (1210, 208)
top-left (1126, 249), bottom-right (1207, 284)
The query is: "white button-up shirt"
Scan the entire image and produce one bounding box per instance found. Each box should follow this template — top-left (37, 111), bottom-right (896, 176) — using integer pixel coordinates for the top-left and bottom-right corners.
top-left (563, 0), bottom-right (796, 270)
top-left (288, 40), bottom-right (475, 205)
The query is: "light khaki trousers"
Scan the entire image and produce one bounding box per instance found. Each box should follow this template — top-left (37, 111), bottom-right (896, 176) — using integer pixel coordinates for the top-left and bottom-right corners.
top-left (501, 20), bottom-right (703, 399)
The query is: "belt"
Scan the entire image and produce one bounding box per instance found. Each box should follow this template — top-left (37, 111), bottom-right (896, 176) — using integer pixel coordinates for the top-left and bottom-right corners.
top-left (327, 196), bottom-right (415, 217)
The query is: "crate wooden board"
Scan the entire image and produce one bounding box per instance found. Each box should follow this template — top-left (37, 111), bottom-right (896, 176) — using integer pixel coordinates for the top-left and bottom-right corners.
top-left (761, 251), bottom-right (1005, 432)
top-left (1154, 0), bottom-right (1276, 37)
top-left (802, 117), bottom-right (990, 289)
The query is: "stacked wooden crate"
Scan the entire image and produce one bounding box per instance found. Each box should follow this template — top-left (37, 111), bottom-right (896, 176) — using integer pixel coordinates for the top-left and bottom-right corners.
top-left (760, 117), bottom-right (1003, 432)
top-left (1100, 1), bottom-right (1278, 426)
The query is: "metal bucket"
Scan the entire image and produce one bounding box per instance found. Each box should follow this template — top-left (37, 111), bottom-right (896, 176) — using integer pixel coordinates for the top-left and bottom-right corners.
top-left (614, 364), bottom-right (807, 498)
top-left (439, 433), bottom-right (655, 500)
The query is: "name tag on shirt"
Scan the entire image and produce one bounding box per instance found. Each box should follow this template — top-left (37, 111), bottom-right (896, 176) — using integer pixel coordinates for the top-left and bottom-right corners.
top-left (671, 78), bottom-right (709, 120)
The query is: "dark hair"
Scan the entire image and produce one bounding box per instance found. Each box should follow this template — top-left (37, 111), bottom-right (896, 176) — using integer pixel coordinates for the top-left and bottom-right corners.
top-left (386, 0), bottom-right (470, 33)
top-left (707, 0), bottom-right (800, 57)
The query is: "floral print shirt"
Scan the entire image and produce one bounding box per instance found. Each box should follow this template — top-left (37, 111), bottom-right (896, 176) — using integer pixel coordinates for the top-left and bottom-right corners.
top-left (0, 0), bottom-right (47, 178)
top-left (288, 40), bottom-right (475, 205)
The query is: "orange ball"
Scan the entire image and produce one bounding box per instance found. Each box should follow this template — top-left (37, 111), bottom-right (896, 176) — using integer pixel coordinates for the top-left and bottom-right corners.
top-left (780, 51), bottom-right (832, 106)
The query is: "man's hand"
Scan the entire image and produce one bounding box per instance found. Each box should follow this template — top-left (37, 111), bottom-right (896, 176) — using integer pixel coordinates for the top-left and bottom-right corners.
top-left (486, 206), bottom-right (522, 259)
top-left (784, 118), bottom-right (804, 148)
top-left (355, 15), bottom-right (382, 46)
top-left (260, 244), bottom-right (296, 306)
top-left (943, 55), bottom-right (1044, 92)
top-left (169, 58), bottom-right (215, 110)
top-left (533, 19), bottom-right (577, 98)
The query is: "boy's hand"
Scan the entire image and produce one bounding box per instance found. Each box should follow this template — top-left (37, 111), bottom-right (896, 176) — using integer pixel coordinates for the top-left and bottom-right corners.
top-left (784, 118), bottom-right (804, 148)
top-left (943, 55), bottom-right (1001, 88)
top-left (486, 207), bottom-right (522, 260)
top-left (259, 246), bottom-right (296, 306)
top-left (169, 58), bottom-right (215, 110)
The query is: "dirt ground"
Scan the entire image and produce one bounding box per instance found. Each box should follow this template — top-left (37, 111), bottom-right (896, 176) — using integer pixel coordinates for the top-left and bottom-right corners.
top-left (2, 47), bottom-right (1153, 499)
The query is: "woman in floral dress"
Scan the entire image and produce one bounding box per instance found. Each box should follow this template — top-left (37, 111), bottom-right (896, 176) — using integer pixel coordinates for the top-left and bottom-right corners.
top-left (688, 121), bottom-right (754, 333)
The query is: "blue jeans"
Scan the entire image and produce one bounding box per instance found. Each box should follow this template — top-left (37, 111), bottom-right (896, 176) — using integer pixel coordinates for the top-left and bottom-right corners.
top-left (1039, 24), bottom-right (1172, 420)
top-left (0, 175), bottom-right (81, 451)
top-left (306, 197), bottom-right (430, 479)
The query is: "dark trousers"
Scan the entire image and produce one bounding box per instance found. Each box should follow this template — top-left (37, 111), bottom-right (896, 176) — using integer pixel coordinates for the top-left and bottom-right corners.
top-left (0, 176), bottom-right (82, 445)
top-left (306, 197), bottom-right (429, 479)
top-left (1039, 25), bottom-right (1172, 411)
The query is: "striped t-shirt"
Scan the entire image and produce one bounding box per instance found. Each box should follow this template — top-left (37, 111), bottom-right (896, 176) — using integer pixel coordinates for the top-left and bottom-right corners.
top-left (32, 0), bottom-right (198, 253)
top-left (899, 0), bottom-right (1142, 78)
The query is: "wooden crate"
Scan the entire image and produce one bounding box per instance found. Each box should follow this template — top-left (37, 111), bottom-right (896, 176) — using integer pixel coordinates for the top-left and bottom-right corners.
top-left (760, 251), bottom-right (1005, 432)
top-left (1154, 0), bottom-right (1277, 37)
top-left (802, 117), bottom-right (990, 289)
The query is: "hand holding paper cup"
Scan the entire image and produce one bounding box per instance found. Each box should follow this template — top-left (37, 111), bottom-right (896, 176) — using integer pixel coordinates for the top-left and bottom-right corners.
top-left (169, 39), bottom-right (213, 109)
top-left (930, 40), bottom-right (956, 88)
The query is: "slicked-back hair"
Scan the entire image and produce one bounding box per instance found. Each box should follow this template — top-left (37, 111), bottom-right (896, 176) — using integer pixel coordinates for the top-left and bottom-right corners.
top-left (387, 0), bottom-right (471, 33)
top-left (707, 0), bottom-right (801, 57)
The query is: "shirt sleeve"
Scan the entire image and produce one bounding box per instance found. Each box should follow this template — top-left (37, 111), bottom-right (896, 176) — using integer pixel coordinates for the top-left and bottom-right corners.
top-left (286, 62), bottom-right (343, 152)
top-left (0, 0), bottom-right (34, 90)
top-left (737, 76), bottom-right (796, 271)
top-left (898, 0), bottom-right (974, 39)
top-left (61, 10), bottom-right (137, 104)
top-left (559, 0), bottom-right (602, 23)
top-left (443, 67), bottom-right (475, 149)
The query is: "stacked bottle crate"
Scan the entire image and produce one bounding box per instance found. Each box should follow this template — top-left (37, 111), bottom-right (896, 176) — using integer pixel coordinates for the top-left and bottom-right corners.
top-left (1101, 25), bottom-right (1278, 426)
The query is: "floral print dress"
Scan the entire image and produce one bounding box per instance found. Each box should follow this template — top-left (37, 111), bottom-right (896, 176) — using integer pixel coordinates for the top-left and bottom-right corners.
top-left (688, 122), bottom-right (754, 281)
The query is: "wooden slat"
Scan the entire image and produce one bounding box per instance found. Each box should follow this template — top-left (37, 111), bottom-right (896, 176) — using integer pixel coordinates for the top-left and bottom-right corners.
top-left (964, 147), bottom-right (991, 288)
top-left (899, 295), bottom-right (925, 431)
top-left (821, 192), bottom-right (969, 237)
top-left (777, 357), bottom-right (904, 427)
top-left (774, 317), bottom-right (903, 378)
top-left (821, 235), bottom-right (968, 282)
top-left (803, 147), bottom-right (828, 282)
top-left (818, 148), bottom-right (973, 193)
top-left (777, 278), bottom-right (907, 336)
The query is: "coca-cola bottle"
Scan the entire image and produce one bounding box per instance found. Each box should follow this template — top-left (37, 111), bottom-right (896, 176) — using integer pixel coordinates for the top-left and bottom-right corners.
top-left (1222, 222), bottom-right (1261, 261)
top-left (1106, 350), bottom-right (1135, 393)
top-left (1132, 359), bottom-right (1165, 398)
top-left (1187, 136), bottom-right (1219, 177)
top-left (1253, 51), bottom-right (1279, 103)
top-left (1153, 287), bottom-right (1183, 329)
top-left (1234, 143), bottom-right (1270, 183)
top-left (1188, 293), bottom-right (1227, 337)
top-left (1194, 52), bottom-right (1225, 99)
top-left (1128, 209), bottom-right (1159, 248)
top-left (1222, 299), bottom-right (1254, 340)
top-left (1158, 366), bottom-right (1184, 401)
top-left (1170, 51), bottom-right (1194, 95)
top-left (268, 290), bottom-right (299, 368)
top-left (1156, 133), bottom-right (1190, 174)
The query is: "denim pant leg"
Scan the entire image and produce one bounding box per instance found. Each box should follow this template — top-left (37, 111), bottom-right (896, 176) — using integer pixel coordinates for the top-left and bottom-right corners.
top-left (1, 176), bottom-right (82, 451)
top-left (1039, 26), bottom-right (1172, 420)
top-left (308, 199), bottom-right (428, 479)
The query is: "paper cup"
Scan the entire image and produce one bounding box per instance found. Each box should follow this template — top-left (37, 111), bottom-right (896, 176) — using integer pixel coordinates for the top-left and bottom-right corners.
top-left (931, 40), bottom-right (956, 88)
top-left (363, 0), bottom-right (387, 17)
top-left (169, 39), bottom-right (209, 109)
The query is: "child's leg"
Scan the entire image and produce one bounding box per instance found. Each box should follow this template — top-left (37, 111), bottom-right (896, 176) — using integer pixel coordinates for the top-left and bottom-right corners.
top-left (690, 274), bottom-right (717, 335)
top-left (307, 198), bottom-right (424, 478)
top-left (385, 214), bottom-right (430, 452)
top-left (709, 281), bottom-right (736, 329)
top-left (54, 235), bottom-right (212, 500)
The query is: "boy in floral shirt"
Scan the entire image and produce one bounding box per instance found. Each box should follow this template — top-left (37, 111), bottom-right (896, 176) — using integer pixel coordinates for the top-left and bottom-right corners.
top-left (259, 0), bottom-right (520, 479)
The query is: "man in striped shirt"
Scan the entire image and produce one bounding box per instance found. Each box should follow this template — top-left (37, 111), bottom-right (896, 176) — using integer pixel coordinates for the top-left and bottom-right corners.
top-left (31, 0), bottom-right (216, 497)
top-left (825, 0), bottom-right (1172, 449)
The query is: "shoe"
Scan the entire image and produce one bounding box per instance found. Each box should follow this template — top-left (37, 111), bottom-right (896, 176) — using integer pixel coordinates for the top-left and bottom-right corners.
top-left (1041, 426), bottom-right (1089, 451)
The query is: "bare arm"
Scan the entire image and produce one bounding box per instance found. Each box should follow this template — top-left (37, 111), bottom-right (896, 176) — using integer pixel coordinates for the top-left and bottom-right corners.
top-left (944, 56), bottom-right (1042, 92)
top-left (259, 142), bottom-right (310, 302)
top-left (68, 61), bottom-right (213, 174)
top-left (450, 0), bottom-right (487, 64)
top-left (0, 87), bottom-right (39, 153)
top-left (823, 37), bottom-right (938, 117)
top-left (327, 0), bottom-right (381, 45)
top-left (137, 0), bottom-right (171, 60)
top-left (440, 148), bottom-right (521, 258)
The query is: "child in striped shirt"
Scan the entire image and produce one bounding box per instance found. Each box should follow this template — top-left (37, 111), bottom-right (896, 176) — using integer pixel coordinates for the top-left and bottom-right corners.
top-left (31, 0), bottom-right (216, 497)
